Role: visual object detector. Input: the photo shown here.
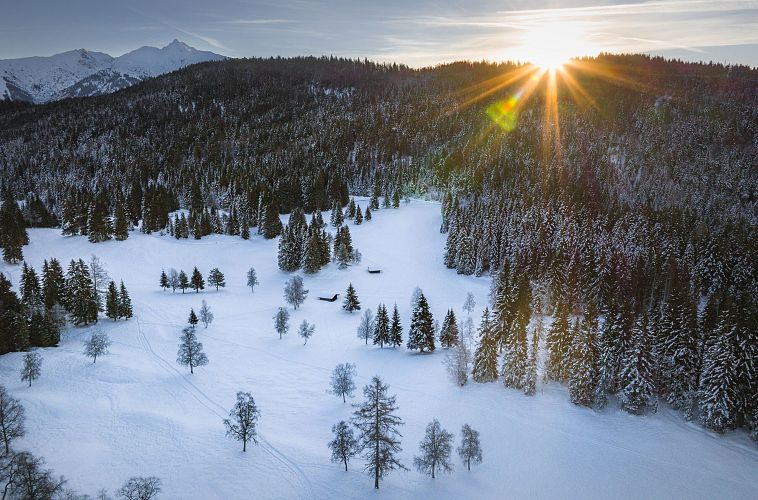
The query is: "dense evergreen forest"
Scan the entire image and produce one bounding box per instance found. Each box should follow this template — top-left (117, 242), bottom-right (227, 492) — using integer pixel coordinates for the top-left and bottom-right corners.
top-left (0, 54), bottom-right (756, 437)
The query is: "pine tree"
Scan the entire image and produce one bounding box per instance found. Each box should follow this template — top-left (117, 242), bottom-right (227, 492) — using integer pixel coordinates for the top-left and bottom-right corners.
top-left (302, 229), bottom-right (323, 274)
top-left (262, 203), bottom-right (283, 239)
top-left (208, 268), bottom-right (225, 291)
top-left (457, 424), bottom-right (482, 471)
top-left (364, 206), bottom-right (372, 221)
top-left (439, 309), bottom-right (459, 348)
top-left (370, 181), bottom-right (380, 210)
top-left (501, 279), bottom-right (531, 391)
top-left (329, 421), bottom-right (358, 471)
top-left (352, 376), bottom-right (406, 489)
top-left (20, 263), bottom-right (43, 315)
top-left (65, 259), bottom-right (99, 325)
top-left (42, 258), bottom-right (66, 310)
top-left (389, 304), bottom-right (403, 347)
top-left (372, 304), bottom-right (390, 348)
top-left (113, 203), bottom-right (130, 240)
top-left (414, 419), bottom-right (454, 479)
top-left (105, 281), bottom-right (120, 320)
top-left (21, 352), bottom-right (42, 387)
top-left (191, 267), bottom-right (205, 293)
top-left (619, 313), bottom-right (658, 415)
top-left (178, 270), bottom-right (189, 293)
top-left (545, 301), bottom-right (571, 383)
top-left (347, 198), bottom-right (356, 219)
top-left (343, 283), bottom-right (360, 313)
top-left (246, 267), bottom-right (259, 293)
top-left (330, 200), bottom-right (344, 227)
top-left (188, 308), bottom-right (199, 327)
top-left (699, 314), bottom-right (738, 432)
top-left (273, 307), bottom-right (290, 339)
top-left (86, 199), bottom-right (113, 243)
top-left (0, 191), bottom-right (28, 263)
top-left (223, 391), bottom-right (260, 452)
top-left (407, 293), bottom-right (435, 352)
top-left (473, 308), bottom-right (499, 383)
top-left (159, 270), bottom-right (169, 291)
top-left (176, 326), bottom-right (208, 374)
top-left (568, 303), bottom-right (599, 407)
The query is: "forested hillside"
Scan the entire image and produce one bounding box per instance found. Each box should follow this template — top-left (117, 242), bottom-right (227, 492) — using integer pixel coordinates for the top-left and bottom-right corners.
top-left (0, 54), bottom-right (756, 436)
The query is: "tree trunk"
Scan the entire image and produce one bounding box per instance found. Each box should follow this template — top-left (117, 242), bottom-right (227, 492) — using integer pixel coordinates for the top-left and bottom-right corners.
top-left (243, 439), bottom-right (247, 452)
top-left (190, 364), bottom-right (194, 374)
top-left (344, 457), bottom-right (348, 471)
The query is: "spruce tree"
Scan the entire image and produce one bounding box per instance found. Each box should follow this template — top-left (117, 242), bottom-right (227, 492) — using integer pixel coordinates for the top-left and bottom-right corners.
top-left (699, 314), bottom-right (738, 432)
top-left (364, 205), bottom-right (372, 221)
top-left (439, 309), bottom-right (459, 348)
top-left (118, 281), bottom-right (133, 319)
top-left (568, 302), bottom-right (600, 407)
top-left (262, 203), bottom-right (282, 239)
top-left (302, 230), bottom-right (323, 274)
top-left (42, 258), bottom-right (66, 310)
top-left (65, 259), bottom-right (99, 325)
top-left (343, 283), bottom-right (360, 313)
top-left (0, 191), bottom-right (28, 263)
top-left (472, 308), bottom-right (498, 383)
top-left (330, 200), bottom-right (344, 227)
top-left (545, 301), bottom-right (571, 383)
top-left (188, 308), bottom-right (199, 327)
top-left (208, 268), bottom-right (225, 291)
top-left (178, 270), bottom-right (189, 293)
top-left (372, 304), bottom-right (390, 348)
top-left (246, 267), bottom-right (259, 293)
top-left (407, 293), bottom-right (435, 352)
top-left (352, 376), bottom-right (406, 489)
top-left (619, 313), bottom-right (657, 415)
top-left (113, 203), bottom-right (130, 240)
top-left (354, 205), bottom-right (363, 225)
top-left (159, 270), bottom-right (169, 291)
top-left (502, 278), bottom-right (531, 390)
top-left (105, 281), bottom-right (120, 320)
top-left (20, 263), bottom-right (43, 315)
top-left (86, 199), bottom-right (113, 243)
top-left (190, 267), bottom-right (205, 292)
top-left (389, 304), bottom-right (403, 347)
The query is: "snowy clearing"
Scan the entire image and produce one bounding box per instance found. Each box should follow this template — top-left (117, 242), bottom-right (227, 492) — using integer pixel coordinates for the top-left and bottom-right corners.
top-left (1, 200), bottom-right (756, 499)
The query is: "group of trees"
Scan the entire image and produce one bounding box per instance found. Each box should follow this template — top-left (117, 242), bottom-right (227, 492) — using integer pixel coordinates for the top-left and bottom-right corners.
top-left (0, 191), bottom-right (29, 263)
top-left (327, 375), bottom-right (483, 488)
top-left (464, 260), bottom-right (758, 438)
top-left (1, 255), bottom-right (132, 355)
top-left (159, 267), bottom-right (225, 293)
top-left (278, 207), bottom-right (331, 273)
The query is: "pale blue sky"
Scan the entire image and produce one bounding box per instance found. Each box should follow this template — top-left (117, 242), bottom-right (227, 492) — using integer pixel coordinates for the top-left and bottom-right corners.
top-left (2, 0), bottom-right (757, 67)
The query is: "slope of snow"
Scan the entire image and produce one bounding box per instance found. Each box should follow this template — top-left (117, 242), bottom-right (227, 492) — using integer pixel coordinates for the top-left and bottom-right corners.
top-left (0, 200), bottom-right (756, 499)
top-left (0, 40), bottom-right (225, 103)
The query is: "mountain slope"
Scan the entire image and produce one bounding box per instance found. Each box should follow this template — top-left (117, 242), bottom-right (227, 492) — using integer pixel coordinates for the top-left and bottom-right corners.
top-left (0, 40), bottom-right (225, 103)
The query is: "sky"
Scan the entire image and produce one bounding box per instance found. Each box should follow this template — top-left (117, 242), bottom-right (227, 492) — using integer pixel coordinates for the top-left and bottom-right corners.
top-left (1, 0), bottom-right (757, 67)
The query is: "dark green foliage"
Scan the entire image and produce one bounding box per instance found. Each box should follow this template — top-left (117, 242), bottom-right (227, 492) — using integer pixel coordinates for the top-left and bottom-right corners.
top-left (343, 283), bottom-right (360, 313)
top-left (188, 308), bottom-right (199, 327)
top-left (113, 203), bottom-right (130, 240)
top-left (208, 268), bottom-right (226, 291)
top-left (178, 270), bottom-right (189, 293)
top-left (190, 267), bottom-right (204, 292)
top-left (407, 293), bottom-right (434, 352)
top-left (119, 281), bottom-right (133, 319)
top-left (65, 259), bottom-right (99, 325)
top-left (0, 191), bottom-right (27, 263)
top-left (389, 304), bottom-right (403, 347)
top-left (439, 309), bottom-right (459, 348)
top-left (105, 281), bottom-right (120, 320)
top-left (373, 304), bottom-right (390, 348)
top-left (472, 308), bottom-right (498, 383)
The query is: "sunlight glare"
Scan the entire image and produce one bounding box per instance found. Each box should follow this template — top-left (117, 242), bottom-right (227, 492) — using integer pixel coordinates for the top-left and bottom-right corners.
top-left (517, 22), bottom-right (595, 71)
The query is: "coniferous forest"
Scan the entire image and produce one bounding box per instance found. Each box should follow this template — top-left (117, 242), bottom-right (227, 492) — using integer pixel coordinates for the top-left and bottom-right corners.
top-left (0, 53), bottom-right (757, 485)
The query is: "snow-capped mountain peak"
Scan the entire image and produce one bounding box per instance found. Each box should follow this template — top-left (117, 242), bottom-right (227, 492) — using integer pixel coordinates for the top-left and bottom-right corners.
top-left (0, 41), bottom-right (225, 103)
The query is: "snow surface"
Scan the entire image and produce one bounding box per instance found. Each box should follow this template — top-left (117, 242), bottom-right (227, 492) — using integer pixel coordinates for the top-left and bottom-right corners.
top-left (0, 40), bottom-right (224, 103)
top-left (1, 200), bottom-right (756, 499)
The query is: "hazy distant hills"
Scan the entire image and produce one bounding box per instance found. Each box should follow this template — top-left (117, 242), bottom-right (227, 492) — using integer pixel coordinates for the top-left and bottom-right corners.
top-left (0, 39), bottom-right (225, 103)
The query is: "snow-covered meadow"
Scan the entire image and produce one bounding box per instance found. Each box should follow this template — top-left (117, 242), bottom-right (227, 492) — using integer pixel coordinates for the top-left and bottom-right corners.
top-left (1, 200), bottom-right (756, 499)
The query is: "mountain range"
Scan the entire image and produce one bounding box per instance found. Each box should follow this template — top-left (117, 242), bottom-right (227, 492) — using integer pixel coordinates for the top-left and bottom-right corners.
top-left (0, 39), bottom-right (225, 103)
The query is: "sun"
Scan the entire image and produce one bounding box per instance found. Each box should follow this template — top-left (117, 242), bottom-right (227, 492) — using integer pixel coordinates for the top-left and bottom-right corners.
top-left (516, 21), bottom-right (595, 71)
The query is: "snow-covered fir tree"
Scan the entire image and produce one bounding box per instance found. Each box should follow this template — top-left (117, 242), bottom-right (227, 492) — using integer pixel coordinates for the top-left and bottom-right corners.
top-left (439, 309), bottom-right (459, 348)
top-left (373, 304), bottom-right (390, 348)
top-left (343, 283), bottom-right (360, 313)
top-left (407, 292), bottom-right (435, 352)
top-left (472, 308), bottom-right (498, 383)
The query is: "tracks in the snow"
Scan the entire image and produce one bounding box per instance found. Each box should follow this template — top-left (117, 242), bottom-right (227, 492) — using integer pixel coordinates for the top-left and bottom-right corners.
top-left (134, 314), bottom-right (315, 499)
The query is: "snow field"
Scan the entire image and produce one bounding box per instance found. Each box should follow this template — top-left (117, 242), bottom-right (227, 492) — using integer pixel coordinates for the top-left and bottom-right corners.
top-left (1, 200), bottom-right (757, 499)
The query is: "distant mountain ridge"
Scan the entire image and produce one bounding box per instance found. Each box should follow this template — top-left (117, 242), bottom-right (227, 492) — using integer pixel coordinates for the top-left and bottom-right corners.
top-left (0, 40), bottom-right (225, 103)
